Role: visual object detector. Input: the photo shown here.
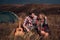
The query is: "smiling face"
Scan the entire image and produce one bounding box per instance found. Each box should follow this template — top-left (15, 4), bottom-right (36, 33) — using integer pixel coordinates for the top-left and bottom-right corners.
top-left (31, 13), bottom-right (36, 17)
top-left (39, 13), bottom-right (45, 22)
top-left (39, 14), bottom-right (44, 19)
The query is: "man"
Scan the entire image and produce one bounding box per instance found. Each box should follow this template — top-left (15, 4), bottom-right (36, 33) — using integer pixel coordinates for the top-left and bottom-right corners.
top-left (23, 12), bottom-right (37, 32)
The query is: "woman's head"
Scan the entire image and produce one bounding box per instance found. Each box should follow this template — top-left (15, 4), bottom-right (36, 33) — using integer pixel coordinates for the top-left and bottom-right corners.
top-left (38, 12), bottom-right (46, 22)
top-left (39, 13), bottom-right (45, 19)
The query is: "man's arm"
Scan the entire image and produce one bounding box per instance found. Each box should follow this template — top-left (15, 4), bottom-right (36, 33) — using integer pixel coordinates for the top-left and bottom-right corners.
top-left (23, 17), bottom-right (30, 32)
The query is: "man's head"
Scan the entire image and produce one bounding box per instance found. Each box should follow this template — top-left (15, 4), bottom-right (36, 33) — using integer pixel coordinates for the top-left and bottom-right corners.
top-left (29, 12), bottom-right (37, 18)
top-left (31, 13), bottom-right (36, 17)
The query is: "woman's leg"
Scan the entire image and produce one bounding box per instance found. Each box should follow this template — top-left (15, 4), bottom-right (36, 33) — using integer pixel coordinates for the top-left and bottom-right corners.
top-left (41, 30), bottom-right (49, 38)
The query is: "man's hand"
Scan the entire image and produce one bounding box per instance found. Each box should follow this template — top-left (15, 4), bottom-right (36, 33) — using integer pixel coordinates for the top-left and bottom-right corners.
top-left (24, 26), bottom-right (30, 32)
top-left (27, 29), bottom-right (30, 32)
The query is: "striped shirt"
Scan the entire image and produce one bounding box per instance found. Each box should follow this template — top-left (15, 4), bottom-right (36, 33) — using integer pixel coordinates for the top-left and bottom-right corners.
top-left (23, 16), bottom-right (37, 30)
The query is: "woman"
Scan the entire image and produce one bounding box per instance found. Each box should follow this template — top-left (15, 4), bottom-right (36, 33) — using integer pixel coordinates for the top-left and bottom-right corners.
top-left (37, 13), bottom-right (49, 39)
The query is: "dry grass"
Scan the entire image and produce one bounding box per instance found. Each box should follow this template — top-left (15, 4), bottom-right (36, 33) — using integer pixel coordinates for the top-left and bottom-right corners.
top-left (0, 14), bottom-right (60, 40)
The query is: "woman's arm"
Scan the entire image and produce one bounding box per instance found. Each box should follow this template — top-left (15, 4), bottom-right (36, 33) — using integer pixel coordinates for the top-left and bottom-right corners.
top-left (45, 16), bottom-right (48, 24)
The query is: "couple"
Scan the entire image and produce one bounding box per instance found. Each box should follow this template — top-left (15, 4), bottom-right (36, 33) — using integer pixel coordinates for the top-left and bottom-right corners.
top-left (23, 12), bottom-right (49, 39)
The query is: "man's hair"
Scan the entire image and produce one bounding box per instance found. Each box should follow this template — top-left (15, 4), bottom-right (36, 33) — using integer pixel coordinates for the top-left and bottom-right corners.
top-left (28, 12), bottom-right (32, 15)
top-left (28, 10), bottom-right (38, 16)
